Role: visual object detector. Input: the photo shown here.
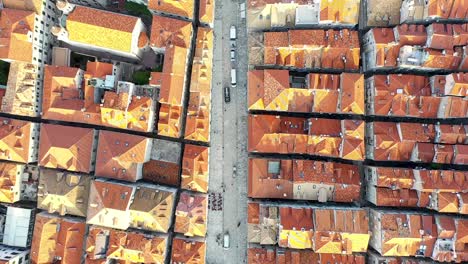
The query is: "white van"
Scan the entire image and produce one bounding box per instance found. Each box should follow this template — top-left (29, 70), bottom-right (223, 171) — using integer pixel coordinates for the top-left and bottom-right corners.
top-left (231, 69), bottom-right (237, 87)
top-left (230, 26), bottom-right (237, 40)
top-left (223, 232), bottom-right (230, 249)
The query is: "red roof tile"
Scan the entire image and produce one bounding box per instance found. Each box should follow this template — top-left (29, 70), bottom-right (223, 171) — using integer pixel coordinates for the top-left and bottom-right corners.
top-left (171, 237), bottom-right (206, 263)
top-left (148, 0), bottom-right (194, 18)
top-left (38, 124), bottom-right (95, 173)
top-left (95, 131), bottom-right (150, 182)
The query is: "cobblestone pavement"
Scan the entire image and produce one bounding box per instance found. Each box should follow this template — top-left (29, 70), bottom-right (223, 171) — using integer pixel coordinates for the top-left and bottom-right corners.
top-left (206, 0), bottom-right (248, 263)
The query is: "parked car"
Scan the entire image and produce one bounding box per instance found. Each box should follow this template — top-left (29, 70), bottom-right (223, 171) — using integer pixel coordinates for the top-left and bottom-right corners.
top-left (223, 232), bottom-right (230, 249)
top-left (231, 69), bottom-right (237, 87)
top-left (230, 25), bottom-right (237, 40)
top-left (230, 49), bottom-right (236, 62)
top-left (224, 86), bottom-right (231, 103)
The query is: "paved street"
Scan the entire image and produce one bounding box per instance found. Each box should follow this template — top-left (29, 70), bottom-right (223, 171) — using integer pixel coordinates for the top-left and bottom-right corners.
top-left (206, 0), bottom-right (248, 263)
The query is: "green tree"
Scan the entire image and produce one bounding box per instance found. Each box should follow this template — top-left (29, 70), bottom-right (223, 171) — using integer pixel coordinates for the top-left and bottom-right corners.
top-left (132, 71), bottom-right (151, 85)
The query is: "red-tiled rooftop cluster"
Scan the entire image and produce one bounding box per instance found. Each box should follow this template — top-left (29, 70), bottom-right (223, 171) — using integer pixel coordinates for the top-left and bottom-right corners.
top-left (249, 115), bottom-right (365, 160)
top-left (248, 70), bottom-right (365, 114)
top-left (400, 0), bottom-right (468, 22)
top-left (85, 226), bottom-right (168, 263)
top-left (246, 0), bottom-right (361, 30)
top-left (366, 166), bottom-right (468, 214)
top-left (363, 24), bottom-right (467, 71)
top-left (368, 122), bottom-right (468, 164)
top-left (247, 202), bottom-right (370, 253)
top-left (248, 158), bottom-right (360, 202)
top-left (367, 73), bottom-right (468, 118)
top-left (261, 29), bottom-right (360, 70)
top-left (247, 246), bottom-right (366, 264)
top-left (185, 27), bottom-right (213, 142)
top-left (370, 209), bottom-right (468, 262)
top-left (42, 62), bottom-right (155, 132)
top-left (364, 0), bottom-right (467, 28)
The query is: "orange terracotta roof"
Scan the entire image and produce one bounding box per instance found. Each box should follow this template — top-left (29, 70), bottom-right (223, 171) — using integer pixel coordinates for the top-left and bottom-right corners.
top-left (100, 91), bottom-right (154, 132)
top-left (428, 0), bottom-right (468, 19)
top-left (366, 26), bottom-right (468, 70)
top-left (249, 158), bottom-right (360, 202)
top-left (37, 169), bottom-right (91, 217)
top-left (67, 5), bottom-right (137, 33)
top-left (319, 0), bottom-right (360, 24)
top-left (1, 61), bottom-right (39, 117)
top-left (248, 71), bottom-right (364, 114)
top-left (0, 88), bottom-right (5, 106)
top-left (143, 159), bottom-right (180, 186)
top-left (171, 237), bottom-right (206, 264)
top-left (308, 73), bottom-right (340, 90)
top-left (421, 48), bottom-right (462, 70)
top-left (248, 202), bottom-right (260, 225)
top-left (277, 248), bottom-right (361, 263)
top-left (148, 0), bottom-right (194, 18)
top-left (248, 114), bottom-right (364, 160)
top-left (86, 180), bottom-right (135, 230)
top-left (42, 65), bottom-right (85, 120)
top-left (150, 15), bottom-right (192, 49)
top-left (454, 144), bottom-right (468, 164)
top-left (181, 145), bottom-right (209, 193)
top-left (2, 0), bottom-right (43, 14)
top-left (31, 213), bottom-right (86, 264)
top-left (370, 122), bottom-right (466, 163)
top-left (0, 8), bottom-right (35, 63)
top-left (129, 185), bottom-right (176, 233)
top-left (157, 103), bottom-right (182, 138)
top-left (184, 27), bottom-right (213, 142)
top-left (432, 72), bottom-right (468, 97)
top-left (399, 123), bottom-right (435, 142)
top-left (263, 29), bottom-right (360, 70)
top-left (438, 124), bottom-right (468, 144)
top-left (0, 118), bottom-right (37, 163)
top-left (158, 45), bottom-right (188, 106)
top-left (149, 72), bottom-right (163, 87)
top-left (0, 162), bottom-right (22, 203)
top-left (137, 30), bottom-right (149, 48)
top-left (43, 63), bottom-right (154, 132)
top-left (293, 160), bottom-right (360, 202)
top-left (313, 208), bottom-right (370, 254)
top-left (442, 97), bottom-right (468, 118)
top-left (248, 247), bottom-right (276, 264)
top-left (247, 202), bottom-right (279, 244)
top-left (38, 123), bottom-right (96, 173)
top-left (95, 130), bottom-right (151, 182)
top-left (199, 0), bottom-right (214, 24)
top-left (278, 206), bottom-right (313, 249)
top-left (370, 74), bottom-right (442, 117)
top-left (370, 209), bottom-right (468, 262)
top-left (264, 31), bottom-right (289, 47)
top-left (427, 24), bottom-right (454, 50)
top-left (174, 191), bottom-right (208, 237)
top-left (64, 5), bottom-right (145, 53)
top-left (460, 46), bottom-right (468, 70)
top-left (412, 143), bottom-right (456, 163)
top-left (247, 69), bottom-right (294, 111)
top-left (340, 73), bottom-right (365, 114)
top-left (248, 158), bottom-right (293, 199)
top-left (372, 188), bottom-right (419, 207)
top-left (395, 24), bottom-right (427, 46)
top-left (453, 24), bottom-right (468, 46)
top-left (86, 226), bottom-right (168, 263)
top-left (370, 210), bottom-right (437, 258)
top-left (372, 122), bottom-right (414, 161)
top-left (372, 28), bottom-right (397, 44)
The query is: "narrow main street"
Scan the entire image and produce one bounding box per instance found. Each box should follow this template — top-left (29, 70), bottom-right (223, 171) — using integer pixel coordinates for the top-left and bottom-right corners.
top-left (206, 0), bottom-right (248, 263)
